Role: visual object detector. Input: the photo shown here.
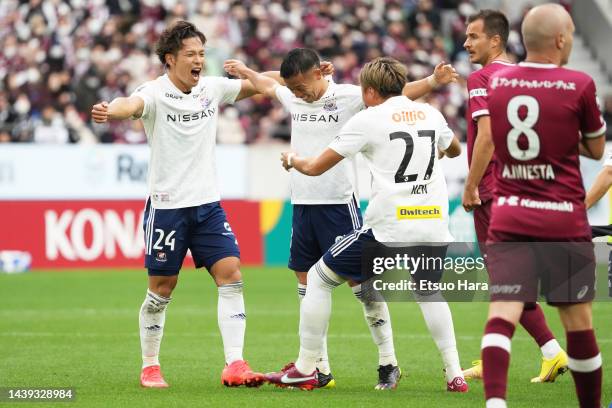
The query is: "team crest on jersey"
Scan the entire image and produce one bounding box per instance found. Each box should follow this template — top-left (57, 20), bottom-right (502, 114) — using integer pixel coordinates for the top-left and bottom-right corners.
top-left (323, 97), bottom-right (338, 112)
top-left (199, 93), bottom-right (212, 109)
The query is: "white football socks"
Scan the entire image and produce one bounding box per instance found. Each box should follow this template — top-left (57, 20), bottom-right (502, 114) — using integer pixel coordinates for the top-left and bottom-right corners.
top-left (139, 289), bottom-right (171, 368)
top-left (298, 281), bottom-right (331, 374)
top-left (296, 261), bottom-right (344, 374)
top-left (218, 281), bottom-right (246, 365)
top-left (416, 292), bottom-right (463, 381)
top-left (297, 283), bottom-right (307, 301)
top-left (486, 398), bottom-right (508, 408)
top-left (352, 284), bottom-right (397, 367)
top-left (541, 339), bottom-right (562, 359)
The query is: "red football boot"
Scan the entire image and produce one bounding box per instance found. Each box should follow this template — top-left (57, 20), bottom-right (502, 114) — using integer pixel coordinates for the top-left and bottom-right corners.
top-left (140, 365), bottom-right (169, 388)
top-left (221, 360), bottom-right (265, 387)
top-left (447, 376), bottom-right (469, 392)
top-left (265, 362), bottom-right (319, 390)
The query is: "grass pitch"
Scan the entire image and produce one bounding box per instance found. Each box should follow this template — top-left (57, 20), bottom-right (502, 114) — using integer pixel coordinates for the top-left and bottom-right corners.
top-left (1, 267), bottom-right (611, 407)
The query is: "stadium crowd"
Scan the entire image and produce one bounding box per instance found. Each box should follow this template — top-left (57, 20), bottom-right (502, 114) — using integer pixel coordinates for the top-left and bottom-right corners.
top-left (0, 0), bottom-right (608, 144)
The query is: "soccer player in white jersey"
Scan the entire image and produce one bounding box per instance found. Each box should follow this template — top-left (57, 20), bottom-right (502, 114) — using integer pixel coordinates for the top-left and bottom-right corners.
top-left (586, 151), bottom-right (612, 303)
top-left (586, 151), bottom-right (612, 210)
top-left (225, 50), bottom-right (457, 389)
top-left (91, 21), bottom-right (277, 389)
top-left (256, 57), bottom-right (465, 391)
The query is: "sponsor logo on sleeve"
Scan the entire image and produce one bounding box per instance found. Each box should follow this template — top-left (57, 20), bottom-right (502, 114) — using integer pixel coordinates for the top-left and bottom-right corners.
top-left (469, 88), bottom-right (487, 98)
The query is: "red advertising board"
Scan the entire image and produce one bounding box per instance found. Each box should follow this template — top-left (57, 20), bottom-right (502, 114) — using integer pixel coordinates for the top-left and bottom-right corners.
top-left (1, 200), bottom-right (262, 268)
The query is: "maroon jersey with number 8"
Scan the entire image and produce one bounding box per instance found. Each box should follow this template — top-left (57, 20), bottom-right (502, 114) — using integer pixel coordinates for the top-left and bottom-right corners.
top-left (487, 62), bottom-right (606, 238)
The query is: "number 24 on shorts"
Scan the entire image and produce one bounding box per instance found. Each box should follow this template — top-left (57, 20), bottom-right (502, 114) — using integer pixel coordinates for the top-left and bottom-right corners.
top-left (153, 229), bottom-right (176, 251)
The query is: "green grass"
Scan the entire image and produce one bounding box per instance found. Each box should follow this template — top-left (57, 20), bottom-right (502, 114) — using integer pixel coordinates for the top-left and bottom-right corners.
top-left (1, 267), bottom-right (611, 407)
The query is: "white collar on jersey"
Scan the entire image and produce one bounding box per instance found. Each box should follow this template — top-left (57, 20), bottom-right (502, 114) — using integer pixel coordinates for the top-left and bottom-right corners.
top-left (518, 62), bottom-right (558, 69)
top-left (491, 60), bottom-right (514, 66)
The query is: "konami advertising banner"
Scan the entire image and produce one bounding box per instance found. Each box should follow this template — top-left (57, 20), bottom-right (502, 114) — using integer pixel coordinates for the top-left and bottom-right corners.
top-left (0, 200), bottom-right (262, 268)
top-left (0, 144), bottom-right (608, 269)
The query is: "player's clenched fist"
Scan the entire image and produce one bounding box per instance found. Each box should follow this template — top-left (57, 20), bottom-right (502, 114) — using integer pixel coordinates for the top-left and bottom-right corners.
top-left (91, 102), bottom-right (109, 123)
top-left (461, 185), bottom-right (481, 212)
top-left (223, 60), bottom-right (248, 78)
top-left (320, 61), bottom-right (334, 77)
top-left (280, 151), bottom-right (296, 171)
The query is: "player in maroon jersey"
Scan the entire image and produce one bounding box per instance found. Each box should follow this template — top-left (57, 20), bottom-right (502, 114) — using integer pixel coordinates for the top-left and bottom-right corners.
top-left (481, 4), bottom-right (606, 408)
top-left (461, 9), bottom-right (567, 383)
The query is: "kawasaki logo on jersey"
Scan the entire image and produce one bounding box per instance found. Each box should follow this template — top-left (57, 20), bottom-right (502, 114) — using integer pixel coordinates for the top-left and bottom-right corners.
top-left (396, 206), bottom-right (442, 219)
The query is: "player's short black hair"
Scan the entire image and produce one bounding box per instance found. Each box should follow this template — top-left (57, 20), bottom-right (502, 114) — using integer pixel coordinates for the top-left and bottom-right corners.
top-left (280, 48), bottom-right (321, 79)
top-left (467, 9), bottom-right (509, 48)
top-left (155, 20), bottom-right (207, 67)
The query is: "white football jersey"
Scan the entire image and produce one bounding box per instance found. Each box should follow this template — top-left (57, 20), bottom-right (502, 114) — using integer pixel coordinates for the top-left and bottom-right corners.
top-left (329, 96), bottom-right (455, 242)
top-left (605, 150), bottom-right (612, 167)
top-left (132, 74), bottom-right (241, 209)
top-left (275, 81), bottom-right (364, 204)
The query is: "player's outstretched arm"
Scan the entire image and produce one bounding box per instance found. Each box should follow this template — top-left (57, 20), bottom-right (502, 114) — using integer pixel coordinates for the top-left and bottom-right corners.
top-left (462, 116), bottom-right (493, 211)
top-left (224, 60), bottom-right (280, 101)
top-left (280, 148), bottom-right (344, 176)
top-left (91, 96), bottom-right (144, 123)
top-left (226, 60), bottom-right (334, 101)
top-left (585, 164), bottom-right (612, 209)
top-left (402, 62), bottom-right (458, 100)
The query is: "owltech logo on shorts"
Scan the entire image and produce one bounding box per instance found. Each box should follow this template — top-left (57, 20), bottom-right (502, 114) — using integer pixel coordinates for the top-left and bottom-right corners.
top-left (396, 206), bottom-right (442, 219)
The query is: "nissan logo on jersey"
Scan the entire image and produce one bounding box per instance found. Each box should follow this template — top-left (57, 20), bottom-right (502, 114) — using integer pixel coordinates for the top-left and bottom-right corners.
top-left (166, 107), bottom-right (216, 123)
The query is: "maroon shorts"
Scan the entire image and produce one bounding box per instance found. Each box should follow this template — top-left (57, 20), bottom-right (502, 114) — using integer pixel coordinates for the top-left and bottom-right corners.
top-left (473, 199), bottom-right (492, 256)
top-left (486, 230), bottom-right (595, 305)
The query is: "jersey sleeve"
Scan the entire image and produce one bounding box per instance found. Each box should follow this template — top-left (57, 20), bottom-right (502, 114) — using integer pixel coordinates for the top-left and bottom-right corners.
top-left (274, 85), bottom-right (294, 110)
top-left (205, 77), bottom-right (242, 104)
top-left (347, 84), bottom-right (366, 112)
top-left (219, 78), bottom-right (242, 103)
top-left (328, 114), bottom-right (369, 158)
top-left (579, 78), bottom-right (606, 138)
top-left (131, 82), bottom-right (156, 120)
top-left (604, 150), bottom-right (612, 167)
top-left (433, 109), bottom-right (454, 150)
top-left (467, 72), bottom-right (490, 120)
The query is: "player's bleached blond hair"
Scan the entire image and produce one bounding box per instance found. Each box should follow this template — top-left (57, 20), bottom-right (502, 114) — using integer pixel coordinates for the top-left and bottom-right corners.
top-left (359, 57), bottom-right (407, 98)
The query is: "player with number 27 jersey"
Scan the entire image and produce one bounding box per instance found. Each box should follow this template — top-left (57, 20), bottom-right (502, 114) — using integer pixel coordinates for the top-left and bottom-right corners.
top-left (329, 96), bottom-right (455, 243)
top-left (487, 62), bottom-right (606, 238)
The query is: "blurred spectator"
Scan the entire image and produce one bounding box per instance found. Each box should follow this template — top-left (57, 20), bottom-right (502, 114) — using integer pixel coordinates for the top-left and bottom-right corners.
top-left (218, 107), bottom-right (247, 144)
top-left (32, 105), bottom-right (69, 143)
top-left (0, 0), bottom-right (575, 145)
top-left (64, 104), bottom-right (97, 144)
top-left (0, 131), bottom-right (11, 143)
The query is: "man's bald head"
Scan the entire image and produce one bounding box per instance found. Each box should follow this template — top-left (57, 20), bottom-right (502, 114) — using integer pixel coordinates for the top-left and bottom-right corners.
top-left (521, 3), bottom-right (575, 65)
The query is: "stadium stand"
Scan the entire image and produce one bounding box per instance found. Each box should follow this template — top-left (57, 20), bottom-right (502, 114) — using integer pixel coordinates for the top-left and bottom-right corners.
top-left (0, 0), bottom-right (610, 144)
